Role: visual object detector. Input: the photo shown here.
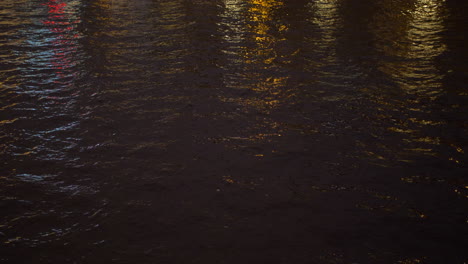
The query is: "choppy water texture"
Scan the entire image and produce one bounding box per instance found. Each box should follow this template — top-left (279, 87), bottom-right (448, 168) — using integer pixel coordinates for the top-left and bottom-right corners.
top-left (1, 0), bottom-right (467, 263)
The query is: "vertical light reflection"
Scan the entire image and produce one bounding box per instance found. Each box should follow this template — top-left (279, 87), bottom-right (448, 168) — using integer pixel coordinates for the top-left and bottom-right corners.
top-left (304, 0), bottom-right (357, 101)
top-left (20, 0), bottom-right (83, 90)
top-left (368, 0), bottom-right (449, 162)
top-left (245, 0), bottom-right (285, 65)
top-left (220, 0), bottom-right (288, 107)
top-left (240, 0), bottom-right (288, 112)
top-left (308, 0), bottom-right (340, 49)
top-left (302, 0), bottom-right (352, 92)
top-left (42, 0), bottom-right (81, 83)
top-left (31, 0), bottom-right (83, 161)
top-left (219, 0), bottom-right (247, 88)
top-left (0, 0), bottom-right (85, 166)
top-left (217, 0), bottom-right (290, 146)
top-left (221, 0), bottom-right (245, 46)
top-left (378, 0), bottom-right (447, 95)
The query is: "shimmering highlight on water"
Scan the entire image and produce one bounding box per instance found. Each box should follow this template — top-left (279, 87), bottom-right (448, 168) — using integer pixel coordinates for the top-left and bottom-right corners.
top-left (1, 0), bottom-right (467, 263)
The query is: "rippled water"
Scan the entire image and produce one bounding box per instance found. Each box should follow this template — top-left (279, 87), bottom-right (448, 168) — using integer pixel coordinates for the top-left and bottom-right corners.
top-left (1, 0), bottom-right (467, 263)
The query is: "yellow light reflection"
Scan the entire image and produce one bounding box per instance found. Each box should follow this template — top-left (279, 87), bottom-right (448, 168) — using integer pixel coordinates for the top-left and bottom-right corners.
top-left (244, 0), bottom-right (285, 65)
top-left (240, 0), bottom-right (289, 111)
top-left (220, 0), bottom-right (297, 113)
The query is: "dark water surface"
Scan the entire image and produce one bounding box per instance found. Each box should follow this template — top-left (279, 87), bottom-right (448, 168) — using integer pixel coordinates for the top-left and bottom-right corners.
top-left (1, 0), bottom-right (467, 263)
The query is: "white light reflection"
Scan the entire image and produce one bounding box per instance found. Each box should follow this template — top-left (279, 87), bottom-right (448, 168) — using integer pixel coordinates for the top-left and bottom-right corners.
top-left (383, 0), bottom-right (447, 95)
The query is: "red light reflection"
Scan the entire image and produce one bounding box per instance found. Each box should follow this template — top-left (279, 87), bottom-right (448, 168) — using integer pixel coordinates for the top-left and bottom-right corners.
top-left (41, 0), bottom-right (80, 81)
